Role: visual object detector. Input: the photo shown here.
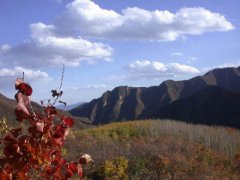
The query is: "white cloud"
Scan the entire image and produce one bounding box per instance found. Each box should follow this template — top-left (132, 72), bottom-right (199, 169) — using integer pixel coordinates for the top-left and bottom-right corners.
top-left (186, 56), bottom-right (198, 64)
top-left (0, 66), bottom-right (51, 90)
top-left (85, 84), bottom-right (108, 89)
top-left (64, 84), bottom-right (110, 90)
top-left (188, 56), bottom-right (198, 61)
top-left (167, 63), bottom-right (200, 74)
top-left (55, 0), bottom-right (234, 41)
top-left (0, 22), bottom-right (113, 68)
top-left (55, 0), bottom-right (123, 36)
top-left (128, 60), bottom-right (167, 73)
top-left (0, 0), bottom-right (235, 70)
top-left (171, 52), bottom-right (183, 57)
top-left (0, 0), bottom-right (234, 68)
top-left (55, 0), bottom-right (63, 3)
top-left (0, 44), bottom-right (11, 53)
top-left (0, 66), bottom-right (49, 79)
top-left (125, 60), bottom-right (200, 79)
top-left (202, 60), bottom-right (240, 72)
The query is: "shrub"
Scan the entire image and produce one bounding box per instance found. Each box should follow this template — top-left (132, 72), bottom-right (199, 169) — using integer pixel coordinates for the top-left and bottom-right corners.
top-left (0, 118), bottom-right (9, 136)
top-left (102, 156), bottom-right (129, 179)
top-left (0, 77), bottom-right (92, 179)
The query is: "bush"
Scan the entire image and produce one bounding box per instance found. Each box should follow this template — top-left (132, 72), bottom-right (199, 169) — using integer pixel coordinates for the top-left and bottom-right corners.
top-left (0, 78), bottom-right (92, 179)
top-left (102, 156), bottom-right (129, 179)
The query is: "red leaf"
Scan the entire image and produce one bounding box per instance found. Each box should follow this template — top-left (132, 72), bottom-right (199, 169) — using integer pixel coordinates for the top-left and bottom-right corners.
top-left (63, 117), bottom-right (74, 128)
top-left (10, 128), bottom-right (22, 138)
top-left (0, 171), bottom-right (7, 180)
top-left (15, 109), bottom-right (29, 122)
top-left (3, 164), bottom-right (13, 175)
top-left (51, 150), bottom-right (61, 156)
top-left (52, 156), bottom-right (66, 166)
top-left (44, 166), bottom-right (53, 175)
top-left (45, 106), bottom-right (57, 115)
top-left (16, 171), bottom-right (27, 179)
top-left (3, 143), bottom-right (20, 156)
top-left (43, 123), bottom-right (52, 133)
top-left (53, 125), bottom-right (66, 138)
top-left (79, 158), bottom-right (87, 165)
top-left (3, 135), bottom-right (17, 144)
top-left (17, 83), bottom-right (32, 96)
top-left (68, 162), bottom-right (78, 173)
top-left (28, 126), bottom-right (42, 138)
top-left (78, 165), bottom-right (83, 177)
top-left (18, 135), bottom-right (30, 145)
top-left (29, 158), bottom-right (39, 166)
top-left (52, 137), bottom-right (64, 146)
top-left (65, 168), bottom-right (73, 178)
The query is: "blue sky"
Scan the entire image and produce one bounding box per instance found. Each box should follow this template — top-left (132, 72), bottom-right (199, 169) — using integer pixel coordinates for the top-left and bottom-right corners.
top-left (0, 0), bottom-right (240, 104)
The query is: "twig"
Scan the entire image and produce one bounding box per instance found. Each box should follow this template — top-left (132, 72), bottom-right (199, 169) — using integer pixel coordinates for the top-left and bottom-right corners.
top-left (53, 64), bottom-right (65, 106)
top-left (59, 64), bottom-right (65, 91)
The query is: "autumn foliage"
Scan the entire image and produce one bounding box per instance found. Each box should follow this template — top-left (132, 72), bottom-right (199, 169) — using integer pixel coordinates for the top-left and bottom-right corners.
top-left (0, 79), bottom-right (92, 179)
top-left (67, 120), bottom-right (240, 179)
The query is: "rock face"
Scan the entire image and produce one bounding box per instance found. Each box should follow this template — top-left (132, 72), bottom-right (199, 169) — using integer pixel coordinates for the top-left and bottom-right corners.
top-left (70, 66), bottom-right (240, 127)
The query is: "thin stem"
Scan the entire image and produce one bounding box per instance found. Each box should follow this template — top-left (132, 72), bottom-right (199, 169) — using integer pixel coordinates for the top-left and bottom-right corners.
top-left (59, 64), bottom-right (65, 91)
top-left (53, 64), bottom-right (65, 106)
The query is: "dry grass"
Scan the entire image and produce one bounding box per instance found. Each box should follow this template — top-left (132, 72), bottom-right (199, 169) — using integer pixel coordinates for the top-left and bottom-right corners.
top-left (64, 120), bottom-right (240, 179)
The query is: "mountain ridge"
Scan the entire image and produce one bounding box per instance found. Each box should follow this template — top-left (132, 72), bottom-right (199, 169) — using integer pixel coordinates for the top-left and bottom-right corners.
top-left (157, 85), bottom-right (240, 128)
top-left (70, 66), bottom-right (240, 127)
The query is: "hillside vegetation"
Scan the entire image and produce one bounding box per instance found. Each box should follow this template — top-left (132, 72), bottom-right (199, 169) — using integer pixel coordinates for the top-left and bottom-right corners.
top-left (65, 120), bottom-right (240, 179)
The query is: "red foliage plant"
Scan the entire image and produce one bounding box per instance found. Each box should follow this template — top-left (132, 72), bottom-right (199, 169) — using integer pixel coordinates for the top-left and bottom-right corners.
top-left (0, 78), bottom-right (92, 179)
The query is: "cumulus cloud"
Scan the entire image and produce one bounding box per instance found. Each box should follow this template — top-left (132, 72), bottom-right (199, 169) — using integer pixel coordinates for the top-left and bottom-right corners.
top-left (167, 63), bottom-right (200, 74)
top-left (0, 0), bottom-right (234, 68)
top-left (0, 66), bottom-right (49, 79)
top-left (0, 0), bottom-right (235, 69)
top-left (55, 0), bottom-right (122, 36)
top-left (186, 56), bottom-right (198, 64)
top-left (0, 22), bottom-right (113, 68)
top-left (55, 0), bottom-right (64, 3)
top-left (125, 60), bottom-right (200, 79)
top-left (85, 84), bottom-right (108, 89)
top-left (64, 84), bottom-right (111, 90)
top-left (55, 0), bottom-right (234, 41)
top-left (202, 60), bottom-right (240, 72)
top-left (0, 44), bottom-right (11, 53)
top-left (0, 66), bottom-right (51, 89)
top-left (171, 52), bottom-right (183, 57)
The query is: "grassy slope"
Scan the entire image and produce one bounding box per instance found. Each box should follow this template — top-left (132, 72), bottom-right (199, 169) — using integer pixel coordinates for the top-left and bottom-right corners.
top-left (66, 120), bottom-right (240, 179)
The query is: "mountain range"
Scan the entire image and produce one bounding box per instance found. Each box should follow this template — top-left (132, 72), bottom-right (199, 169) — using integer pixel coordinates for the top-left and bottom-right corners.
top-left (1, 66), bottom-right (240, 128)
top-left (70, 66), bottom-right (240, 128)
top-left (56, 102), bottom-right (85, 111)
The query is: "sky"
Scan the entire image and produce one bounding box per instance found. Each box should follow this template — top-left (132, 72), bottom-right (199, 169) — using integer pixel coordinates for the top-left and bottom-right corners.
top-left (0, 0), bottom-right (240, 104)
